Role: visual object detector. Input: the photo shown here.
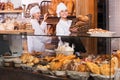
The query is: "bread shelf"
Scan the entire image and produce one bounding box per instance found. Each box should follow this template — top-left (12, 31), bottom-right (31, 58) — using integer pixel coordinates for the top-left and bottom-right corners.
top-left (0, 30), bottom-right (34, 35)
top-left (0, 10), bottom-right (23, 13)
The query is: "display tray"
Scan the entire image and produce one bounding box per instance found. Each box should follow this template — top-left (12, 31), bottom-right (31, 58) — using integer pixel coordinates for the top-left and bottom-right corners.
top-left (87, 32), bottom-right (116, 37)
top-left (0, 30), bottom-right (34, 35)
top-left (90, 74), bottom-right (114, 80)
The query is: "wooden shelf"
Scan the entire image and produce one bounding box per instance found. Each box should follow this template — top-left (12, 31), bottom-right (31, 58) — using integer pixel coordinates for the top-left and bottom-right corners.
top-left (0, 30), bottom-right (34, 35)
top-left (0, 10), bottom-right (23, 13)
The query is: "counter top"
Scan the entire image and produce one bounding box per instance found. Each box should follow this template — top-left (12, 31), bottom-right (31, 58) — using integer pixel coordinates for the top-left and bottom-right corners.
top-left (0, 67), bottom-right (67, 80)
top-left (0, 67), bottom-right (95, 80)
top-left (0, 30), bottom-right (34, 35)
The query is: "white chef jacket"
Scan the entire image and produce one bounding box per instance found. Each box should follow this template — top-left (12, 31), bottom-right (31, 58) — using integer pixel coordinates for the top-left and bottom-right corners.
top-left (56, 19), bottom-right (72, 46)
top-left (27, 19), bottom-right (51, 53)
top-left (56, 19), bottom-right (72, 36)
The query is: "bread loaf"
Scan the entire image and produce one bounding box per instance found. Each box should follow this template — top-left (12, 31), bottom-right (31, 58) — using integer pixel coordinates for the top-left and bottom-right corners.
top-left (48, 0), bottom-right (61, 15)
top-left (64, 0), bottom-right (74, 15)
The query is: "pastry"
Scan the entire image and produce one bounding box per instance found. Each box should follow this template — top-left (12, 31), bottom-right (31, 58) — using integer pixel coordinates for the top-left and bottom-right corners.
top-left (111, 56), bottom-right (118, 67)
top-left (100, 63), bottom-right (115, 76)
top-left (115, 50), bottom-right (120, 68)
top-left (77, 64), bottom-right (88, 72)
top-left (50, 60), bottom-right (62, 70)
top-left (86, 62), bottom-right (100, 74)
top-left (4, 1), bottom-right (14, 10)
top-left (77, 15), bottom-right (89, 22)
top-left (32, 58), bottom-right (39, 64)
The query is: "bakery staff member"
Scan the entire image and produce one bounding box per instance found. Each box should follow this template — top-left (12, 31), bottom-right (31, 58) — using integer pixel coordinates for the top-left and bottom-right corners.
top-left (56, 3), bottom-right (86, 54)
top-left (27, 6), bottom-right (51, 53)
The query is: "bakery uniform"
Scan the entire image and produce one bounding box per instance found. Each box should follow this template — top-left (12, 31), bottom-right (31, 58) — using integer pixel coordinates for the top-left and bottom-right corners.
top-left (56, 19), bottom-right (71, 35)
top-left (27, 19), bottom-right (51, 53)
top-left (56, 19), bottom-right (86, 53)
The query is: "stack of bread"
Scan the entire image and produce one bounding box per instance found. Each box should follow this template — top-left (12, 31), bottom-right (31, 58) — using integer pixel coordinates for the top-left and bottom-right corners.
top-left (0, 17), bottom-right (15, 30)
top-left (0, 1), bottom-right (14, 10)
top-left (17, 50), bottom-right (120, 79)
top-left (0, 17), bottom-right (32, 30)
top-left (20, 53), bottom-right (40, 66)
top-left (48, 0), bottom-right (75, 16)
top-left (87, 28), bottom-right (116, 37)
top-left (4, 1), bottom-right (14, 10)
top-left (88, 28), bottom-right (110, 33)
top-left (0, 1), bottom-right (23, 10)
top-left (70, 15), bottom-right (90, 33)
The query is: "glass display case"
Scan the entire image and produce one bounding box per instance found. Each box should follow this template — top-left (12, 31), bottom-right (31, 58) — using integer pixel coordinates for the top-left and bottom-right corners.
top-left (0, 0), bottom-right (119, 80)
top-left (0, 32), bottom-right (119, 80)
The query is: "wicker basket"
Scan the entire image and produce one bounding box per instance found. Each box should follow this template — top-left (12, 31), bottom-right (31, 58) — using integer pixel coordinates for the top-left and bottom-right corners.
top-left (70, 14), bottom-right (92, 33)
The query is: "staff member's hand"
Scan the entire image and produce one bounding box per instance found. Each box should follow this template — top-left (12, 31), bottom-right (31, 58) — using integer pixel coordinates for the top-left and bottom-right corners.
top-left (69, 27), bottom-right (79, 33)
top-left (43, 13), bottom-right (48, 22)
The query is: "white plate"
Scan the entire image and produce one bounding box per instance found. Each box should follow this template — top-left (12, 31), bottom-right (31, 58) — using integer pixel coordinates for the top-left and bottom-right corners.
top-left (66, 71), bottom-right (90, 80)
top-left (55, 50), bottom-right (74, 56)
top-left (90, 74), bottom-right (114, 80)
top-left (54, 71), bottom-right (66, 76)
top-left (87, 32), bottom-right (116, 37)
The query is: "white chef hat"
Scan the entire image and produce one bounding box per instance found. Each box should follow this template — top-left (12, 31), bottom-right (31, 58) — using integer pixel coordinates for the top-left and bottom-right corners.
top-left (30, 6), bottom-right (40, 16)
top-left (56, 3), bottom-right (67, 17)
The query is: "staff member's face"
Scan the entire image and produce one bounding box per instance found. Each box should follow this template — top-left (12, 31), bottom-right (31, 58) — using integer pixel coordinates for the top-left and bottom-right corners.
top-left (33, 12), bottom-right (41, 20)
top-left (60, 9), bottom-right (68, 19)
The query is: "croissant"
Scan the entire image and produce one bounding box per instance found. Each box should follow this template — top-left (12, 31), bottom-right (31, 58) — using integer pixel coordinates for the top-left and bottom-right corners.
top-left (100, 64), bottom-right (115, 76)
top-left (77, 64), bottom-right (88, 72)
top-left (86, 62), bottom-right (100, 74)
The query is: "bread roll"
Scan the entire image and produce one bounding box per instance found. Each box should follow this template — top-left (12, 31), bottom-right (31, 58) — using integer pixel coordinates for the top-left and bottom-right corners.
top-left (86, 62), bottom-right (100, 74)
top-left (48, 0), bottom-right (61, 15)
top-left (100, 64), bottom-right (115, 76)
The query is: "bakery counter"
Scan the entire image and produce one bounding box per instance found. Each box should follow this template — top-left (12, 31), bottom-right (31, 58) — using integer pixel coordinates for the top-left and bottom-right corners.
top-left (0, 67), bottom-right (95, 80)
top-left (0, 67), bottom-right (67, 80)
top-left (0, 30), bottom-right (34, 35)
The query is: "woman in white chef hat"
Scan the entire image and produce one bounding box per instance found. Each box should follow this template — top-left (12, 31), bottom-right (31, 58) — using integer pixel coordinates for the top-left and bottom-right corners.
top-left (56, 3), bottom-right (86, 54)
top-left (27, 5), bottom-right (51, 53)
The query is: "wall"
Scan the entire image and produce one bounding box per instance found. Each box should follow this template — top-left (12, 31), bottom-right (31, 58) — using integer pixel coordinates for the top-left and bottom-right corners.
top-left (109, 0), bottom-right (120, 51)
top-left (109, 0), bottom-right (120, 33)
